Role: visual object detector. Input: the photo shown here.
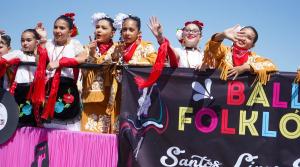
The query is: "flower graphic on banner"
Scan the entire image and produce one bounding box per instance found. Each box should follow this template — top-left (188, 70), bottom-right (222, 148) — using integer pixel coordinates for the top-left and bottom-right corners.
top-left (192, 78), bottom-right (213, 101)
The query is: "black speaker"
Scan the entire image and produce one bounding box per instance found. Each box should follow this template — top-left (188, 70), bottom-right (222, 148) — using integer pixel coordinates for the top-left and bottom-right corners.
top-left (0, 89), bottom-right (19, 144)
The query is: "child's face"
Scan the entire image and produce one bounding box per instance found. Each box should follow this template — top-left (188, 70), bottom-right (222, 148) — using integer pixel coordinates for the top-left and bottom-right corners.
top-left (0, 39), bottom-right (10, 57)
top-left (94, 19), bottom-right (114, 43)
top-left (21, 32), bottom-right (38, 53)
top-left (182, 24), bottom-right (201, 48)
top-left (235, 28), bottom-right (256, 49)
top-left (121, 19), bottom-right (140, 44)
top-left (53, 19), bottom-right (72, 45)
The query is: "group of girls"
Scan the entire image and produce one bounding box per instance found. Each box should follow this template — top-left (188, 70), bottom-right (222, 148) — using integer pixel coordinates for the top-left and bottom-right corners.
top-left (0, 12), bottom-right (159, 132)
top-left (0, 12), bottom-right (298, 133)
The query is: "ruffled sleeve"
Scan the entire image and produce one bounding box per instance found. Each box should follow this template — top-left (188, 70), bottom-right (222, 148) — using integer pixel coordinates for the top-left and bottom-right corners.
top-left (138, 41), bottom-right (157, 65)
top-left (72, 39), bottom-right (84, 55)
top-left (203, 39), bottom-right (230, 68)
top-left (248, 52), bottom-right (278, 85)
top-left (2, 50), bottom-right (23, 61)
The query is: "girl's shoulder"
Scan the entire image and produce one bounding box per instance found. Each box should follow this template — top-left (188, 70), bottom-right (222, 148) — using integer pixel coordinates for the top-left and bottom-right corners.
top-left (70, 39), bottom-right (82, 45)
top-left (47, 39), bottom-right (82, 47)
top-left (139, 40), bottom-right (156, 54)
top-left (2, 50), bottom-right (24, 59)
top-left (140, 40), bottom-right (154, 47)
top-left (68, 39), bottom-right (83, 50)
top-left (45, 40), bottom-right (55, 49)
top-left (249, 51), bottom-right (259, 57)
top-left (70, 39), bottom-right (84, 55)
top-left (174, 47), bottom-right (184, 53)
top-left (10, 50), bottom-right (23, 55)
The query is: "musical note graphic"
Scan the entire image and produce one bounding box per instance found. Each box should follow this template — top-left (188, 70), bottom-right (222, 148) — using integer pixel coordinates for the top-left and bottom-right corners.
top-left (31, 141), bottom-right (49, 167)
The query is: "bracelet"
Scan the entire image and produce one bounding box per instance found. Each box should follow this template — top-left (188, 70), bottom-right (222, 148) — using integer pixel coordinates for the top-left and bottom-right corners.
top-left (157, 37), bottom-right (165, 45)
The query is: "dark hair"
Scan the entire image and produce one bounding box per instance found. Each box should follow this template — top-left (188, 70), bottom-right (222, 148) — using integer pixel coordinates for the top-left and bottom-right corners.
top-left (196, 26), bottom-right (203, 32)
top-left (123, 15), bottom-right (141, 31)
top-left (99, 17), bottom-right (116, 31)
top-left (1, 35), bottom-right (11, 47)
top-left (241, 26), bottom-right (258, 44)
top-left (22, 29), bottom-right (41, 40)
top-left (55, 15), bottom-right (74, 30)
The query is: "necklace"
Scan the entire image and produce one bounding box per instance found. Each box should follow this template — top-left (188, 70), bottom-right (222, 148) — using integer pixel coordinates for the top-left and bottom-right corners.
top-left (24, 52), bottom-right (35, 82)
top-left (51, 44), bottom-right (66, 62)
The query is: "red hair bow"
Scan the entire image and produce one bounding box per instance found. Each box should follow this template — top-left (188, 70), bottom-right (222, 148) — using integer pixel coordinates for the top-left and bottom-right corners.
top-left (184, 20), bottom-right (204, 28)
top-left (64, 13), bottom-right (75, 20)
top-left (64, 12), bottom-right (78, 37)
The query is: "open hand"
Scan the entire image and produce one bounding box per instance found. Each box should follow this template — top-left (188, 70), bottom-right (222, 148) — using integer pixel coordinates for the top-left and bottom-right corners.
top-left (35, 22), bottom-right (47, 40)
top-left (47, 61), bottom-right (59, 71)
top-left (88, 40), bottom-right (97, 55)
top-left (148, 16), bottom-right (164, 43)
top-left (195, 63), bottom-right (208, 71)
top-left (223, 24), bottom-right (245, 43)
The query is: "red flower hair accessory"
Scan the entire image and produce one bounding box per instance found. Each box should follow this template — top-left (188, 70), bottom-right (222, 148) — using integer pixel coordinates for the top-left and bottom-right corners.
top-left (64, 12), bottom-right (79, 37)
top-left (64, 12), bottom-right (75, 19)
top-left (184, 20), bottom-right (204, 29)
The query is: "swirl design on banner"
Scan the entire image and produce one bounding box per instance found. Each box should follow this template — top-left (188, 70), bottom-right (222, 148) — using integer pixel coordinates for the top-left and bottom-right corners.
top-left (120, 83), bottom-right (169, 159)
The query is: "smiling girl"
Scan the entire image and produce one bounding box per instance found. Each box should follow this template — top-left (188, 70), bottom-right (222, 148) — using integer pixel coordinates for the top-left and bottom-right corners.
top-left (36, 13), bottom-right (87, 130)
top-left (112, 13), bottom-right (157, 65)
top-left (0, 29), bottom-right (44, 126)
top-left (202, 25), bottom-right (277, 85)
top-left (149, 17), bottom-right (204, 68)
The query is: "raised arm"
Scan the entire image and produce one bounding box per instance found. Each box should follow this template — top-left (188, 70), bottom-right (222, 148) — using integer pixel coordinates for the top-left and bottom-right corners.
top-left (148, 16), bottom-right (179, 60)
top-left (35, 22), bottom-right (48, 47)
top-left (148, 16), bottom-right (164, 44)
top-left (203, 25), bottom-right (245, 69)
top-left (212, 24), bottom-right (243, 42)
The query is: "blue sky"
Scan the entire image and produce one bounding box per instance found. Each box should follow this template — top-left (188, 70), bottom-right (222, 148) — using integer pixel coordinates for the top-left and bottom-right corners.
top-left (1, 0), bottom-right (299, 71)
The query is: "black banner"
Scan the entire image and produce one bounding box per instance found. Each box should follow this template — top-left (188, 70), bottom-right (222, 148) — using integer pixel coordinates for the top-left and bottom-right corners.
top-left (119, 67), bottom-right (300, 167)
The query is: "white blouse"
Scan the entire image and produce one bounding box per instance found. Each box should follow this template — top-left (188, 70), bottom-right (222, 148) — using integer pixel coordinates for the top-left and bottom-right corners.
top-left (46, 39), bottom-right (84, 79)
top-left (174, 48), bottom-right (204, 68)
top-left (2, 50), bottom-right (36, 83)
